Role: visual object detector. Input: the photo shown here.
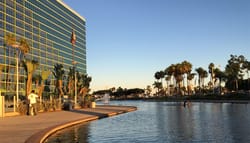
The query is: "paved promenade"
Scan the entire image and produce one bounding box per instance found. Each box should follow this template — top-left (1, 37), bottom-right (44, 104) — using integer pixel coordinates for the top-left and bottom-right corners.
top-left (0, 105), bottom-right (137, 143)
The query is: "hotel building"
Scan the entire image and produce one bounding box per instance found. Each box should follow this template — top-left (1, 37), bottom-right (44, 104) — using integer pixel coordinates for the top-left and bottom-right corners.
top-left (0, 0), bottom-right (86, 97)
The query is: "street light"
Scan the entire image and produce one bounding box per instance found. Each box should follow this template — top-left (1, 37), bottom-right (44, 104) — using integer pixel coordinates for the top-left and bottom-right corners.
top-left (72, 61), bottom-right (77, 106)
top-left (12, 43), bottom-right (20, 109)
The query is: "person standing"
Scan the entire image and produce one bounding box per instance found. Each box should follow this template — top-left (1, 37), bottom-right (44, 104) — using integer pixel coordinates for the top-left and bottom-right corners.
top-left (28, 90), bottom-right (39, 116)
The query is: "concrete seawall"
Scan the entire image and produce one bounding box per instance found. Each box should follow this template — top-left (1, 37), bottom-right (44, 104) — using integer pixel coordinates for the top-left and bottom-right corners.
top-left (0, 105), bottom-right (137, 143)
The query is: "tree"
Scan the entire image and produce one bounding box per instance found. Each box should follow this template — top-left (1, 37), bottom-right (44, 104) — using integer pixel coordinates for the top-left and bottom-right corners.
top-left (243, 60), bottom-right (250, 90)
top-left (145, 85), bottom-right (152, 96)
top-left (187, 73), bottom-right (196, 95)
top-left (195, 67), bottom-right (208, 93)
top-left (52, 64), bottom-right (65, 97)
top-left (23, 60), bottom-right (39, 95)
top-left (181, 61), bottom-right (192, 95)
top-left (225, 55), bottom-right (245, 91)
top-left (208, 63), bottom-right (215, 90)
top-left (153, 81), bottom-right (162, 95)
top-left (38, 70), bottom-right (51, 97)
top-left (67, 67), bottom-right (76, 98)
top-left (78, 73), bottom-right (92, 97)
top-left (181, 61), bottom-right (192, 86)
top-left (4, 33), bottom-right (30, 100)
top-left (214, 68), bottom-right (227, 94)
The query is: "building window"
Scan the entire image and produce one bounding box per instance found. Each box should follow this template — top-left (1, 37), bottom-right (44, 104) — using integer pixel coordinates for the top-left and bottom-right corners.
top-left (6, 7), bottom-right (14, 16)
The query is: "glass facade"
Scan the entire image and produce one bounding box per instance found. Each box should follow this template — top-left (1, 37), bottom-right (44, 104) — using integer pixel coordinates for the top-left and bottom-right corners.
top-left (0, 0), bottom-right (86, 96)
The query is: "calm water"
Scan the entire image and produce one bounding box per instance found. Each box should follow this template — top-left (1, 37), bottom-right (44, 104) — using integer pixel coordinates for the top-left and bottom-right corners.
top-left (45, 101), bottom-right (250, 143)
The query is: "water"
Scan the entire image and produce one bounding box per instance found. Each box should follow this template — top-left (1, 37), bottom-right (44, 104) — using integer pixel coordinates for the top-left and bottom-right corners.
top-left (45, 101), bottom-right (250, 143)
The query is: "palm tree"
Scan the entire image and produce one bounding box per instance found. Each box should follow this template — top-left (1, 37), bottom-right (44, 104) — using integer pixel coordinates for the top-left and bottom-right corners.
top-left (165, 64), bottom-right (176, 95)
top-left (145, 85), bottom-right (152, 96)
top-left (208, 63), bottom-right (215, 91)
top-left (181, 61), bottom-right (192, 95)
top-left (243, 60), bottom-right (250, 90)
top-left (23, 60), bottom-right (39, 95)
top-left (35, 70), bottom-right (51, 98)
top-left (4, 34), bottom-right (16, 91)
top-left (225, 55), bottom-right (245, 91)
top-left (165, 75), bottom-right (171, 95)
top-left (77, 73), bottom-right (92, 97)
top-left (4, 33), bottom-right (30, 101)
top-left (67, 67), bottom-right (75, 98)
top-left (154, 71), bottom-right (161, 82)
top-left (181, 61), bottom-right (192, 85)
top-left (187, 73), bottom-right (196, 95)
top-left (153, 81), bottom-right (162, 95)
top-left (214, 68), bottom-right (227, 94)
top-left (52, 64), bottom-right (65, 97)
top-left (195, 67), bottom-right (208, 93)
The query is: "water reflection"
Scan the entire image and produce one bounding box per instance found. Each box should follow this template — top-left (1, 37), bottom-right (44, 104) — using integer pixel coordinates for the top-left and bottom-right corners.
top-left (45, 101), bottom-right (250, 143)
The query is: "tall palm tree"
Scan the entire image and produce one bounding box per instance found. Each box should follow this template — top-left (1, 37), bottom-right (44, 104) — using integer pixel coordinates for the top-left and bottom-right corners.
top-left (243, 60), bottom-right (250, 90)
top-left (37, 70), bottom-right (51, 97)
top-left (208, 63), bottom-right (215, 90)
top-left (181, 60), bottom-right (192, 86)
top-left (23, 60), bottom-right (39, 95)
top-left (225, 55), bottom-right (245, 91)
top-left (77, 73), bottom-right (92, 97)
top-left (181, 61), bottom-right (192, 95)
top-left (154, 71), bottom-right (161, 82)
top-left (214, 68), bottom-right (227, 94)
top-left (195, 67), bottom-right (208, 93)
top-left (4, 34), bottom-right (30, 101)
top-left (52, 64), bottom-right (65, 97)
top-left (153, 81), bottom-right (162, 95)
top-left (67, 67), bottom-right (75, 97)
top-left (175, 63), bottom-right (184, 95)
top-left (145, 85), bottom-right (152, 96)
top-left (4, 34), bottom-right (16, 91)
top-left (187, 73), bottom-right (196, 95)
top-left (165, 64), bottom-right (176, 94)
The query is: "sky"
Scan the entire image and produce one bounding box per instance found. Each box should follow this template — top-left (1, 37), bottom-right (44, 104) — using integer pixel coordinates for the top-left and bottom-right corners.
top-left (63, 0), bottom-right (250, 92)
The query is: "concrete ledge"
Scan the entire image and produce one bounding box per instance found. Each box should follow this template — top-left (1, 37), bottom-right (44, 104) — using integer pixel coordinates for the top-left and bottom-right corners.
top-left (24, 105), bottom-right (137, 143)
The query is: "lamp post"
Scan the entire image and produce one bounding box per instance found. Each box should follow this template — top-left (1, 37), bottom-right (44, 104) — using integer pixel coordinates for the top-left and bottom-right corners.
top-left (12, 43), bottom-right (20, 109)
top-left (71, 29), bottom-right (77, 107)
top-left (72, 61), bottom-right (77, 106)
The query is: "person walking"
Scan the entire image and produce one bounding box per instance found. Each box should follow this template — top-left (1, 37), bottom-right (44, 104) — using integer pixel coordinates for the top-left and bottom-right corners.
top-left (28, 90), bottom-right (39, 116)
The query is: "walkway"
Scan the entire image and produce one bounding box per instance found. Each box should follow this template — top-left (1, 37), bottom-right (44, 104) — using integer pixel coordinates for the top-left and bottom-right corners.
top-left (0, 105), bottom-right (137, 143)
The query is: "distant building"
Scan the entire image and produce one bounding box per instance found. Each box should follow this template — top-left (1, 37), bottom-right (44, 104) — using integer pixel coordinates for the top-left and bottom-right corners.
top-left (0, 0), bottom-right (86, 96)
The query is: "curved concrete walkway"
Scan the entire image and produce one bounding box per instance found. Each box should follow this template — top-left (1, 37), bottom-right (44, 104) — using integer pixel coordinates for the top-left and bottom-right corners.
top-left (0, 105), bottom-right (137, 143)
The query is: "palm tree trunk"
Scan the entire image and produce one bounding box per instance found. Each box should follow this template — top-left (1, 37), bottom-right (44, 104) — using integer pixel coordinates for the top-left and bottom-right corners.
top-left (26, 74), bottom-right (32, 95)
top-left (58, 80), bottom-right (64, 96)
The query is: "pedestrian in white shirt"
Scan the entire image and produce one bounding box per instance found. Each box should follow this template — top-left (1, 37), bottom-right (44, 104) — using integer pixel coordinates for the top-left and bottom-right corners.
top-left (28, 90), bottom-right (39, 115)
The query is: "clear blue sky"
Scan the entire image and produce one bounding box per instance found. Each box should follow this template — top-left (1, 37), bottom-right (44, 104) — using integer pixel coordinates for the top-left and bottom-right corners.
top-left (63, 0), bottom-right (250, 91)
